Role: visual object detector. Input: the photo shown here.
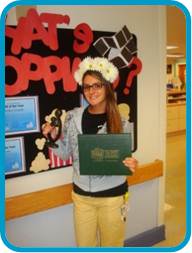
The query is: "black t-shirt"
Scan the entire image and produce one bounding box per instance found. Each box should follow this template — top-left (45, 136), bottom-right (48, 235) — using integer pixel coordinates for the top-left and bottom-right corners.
top-left (82, 106), bottom-right (106, 134)
top-left (73, 107), bottom-right (128, 197)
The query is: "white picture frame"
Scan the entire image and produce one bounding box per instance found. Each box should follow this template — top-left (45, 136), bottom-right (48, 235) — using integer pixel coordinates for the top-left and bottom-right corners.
top-left (5, 96), bottom-right (40, 135)
top-left (5, 137), bottom-right (26, 175)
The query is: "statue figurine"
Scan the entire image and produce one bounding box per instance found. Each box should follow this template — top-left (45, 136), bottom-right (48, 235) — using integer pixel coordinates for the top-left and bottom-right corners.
top-left (45, 109), bottom-right (62, 148)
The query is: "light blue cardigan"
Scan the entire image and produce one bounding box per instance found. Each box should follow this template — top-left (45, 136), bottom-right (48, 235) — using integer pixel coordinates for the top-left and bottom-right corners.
top-left (52, 107), bottom-right (132, 192)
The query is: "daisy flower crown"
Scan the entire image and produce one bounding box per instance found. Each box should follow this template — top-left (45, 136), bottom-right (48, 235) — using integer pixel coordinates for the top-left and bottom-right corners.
top-left (74, 57), bottom-right (119, 85)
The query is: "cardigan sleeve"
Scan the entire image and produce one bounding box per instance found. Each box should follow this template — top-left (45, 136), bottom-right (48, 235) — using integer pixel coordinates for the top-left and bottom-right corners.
top-left (122, 117), bottom-right (132, 133)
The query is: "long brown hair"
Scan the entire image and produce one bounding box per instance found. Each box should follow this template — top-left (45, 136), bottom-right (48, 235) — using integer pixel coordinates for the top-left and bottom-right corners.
top-left (82, 70), bottom-right (122, 134)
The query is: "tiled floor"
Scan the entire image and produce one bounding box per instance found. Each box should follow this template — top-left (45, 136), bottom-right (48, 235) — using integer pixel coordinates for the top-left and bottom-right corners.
top-left (155, 132), bottom-right (186, 247)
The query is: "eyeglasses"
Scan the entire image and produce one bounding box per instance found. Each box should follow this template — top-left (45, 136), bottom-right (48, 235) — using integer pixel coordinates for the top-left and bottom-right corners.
top-left (82, 82), bottom-right (104, 92)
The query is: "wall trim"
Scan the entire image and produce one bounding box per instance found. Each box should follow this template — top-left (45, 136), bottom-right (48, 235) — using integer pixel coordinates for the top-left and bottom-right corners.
top-left (124, 225), bottom-right (166, 246)
top-left (6, 159), bottom-right (163, 220)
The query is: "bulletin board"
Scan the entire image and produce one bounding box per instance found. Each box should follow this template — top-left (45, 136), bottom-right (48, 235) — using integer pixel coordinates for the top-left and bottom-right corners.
top-left (5, 8), bottom-right (142, 178)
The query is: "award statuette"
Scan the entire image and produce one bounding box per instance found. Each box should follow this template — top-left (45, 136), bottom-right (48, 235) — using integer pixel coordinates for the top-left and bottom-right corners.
top-left (78, 133), bottom-right (132, 175)
top-left (45, 109), bottom-right (62, 148)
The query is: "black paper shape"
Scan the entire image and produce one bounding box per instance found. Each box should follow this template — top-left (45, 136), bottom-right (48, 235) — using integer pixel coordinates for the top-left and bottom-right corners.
top-left (93, 26), bottom-right (137, 69)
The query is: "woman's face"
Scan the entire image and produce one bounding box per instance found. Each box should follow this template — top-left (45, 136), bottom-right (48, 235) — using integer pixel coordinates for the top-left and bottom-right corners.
top-left (82, 74), bottom-right (106, 108)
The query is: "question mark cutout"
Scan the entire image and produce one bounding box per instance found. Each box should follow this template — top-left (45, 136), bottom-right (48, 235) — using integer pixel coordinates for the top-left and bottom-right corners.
top-left (124, 57), bottom-right (142, 95)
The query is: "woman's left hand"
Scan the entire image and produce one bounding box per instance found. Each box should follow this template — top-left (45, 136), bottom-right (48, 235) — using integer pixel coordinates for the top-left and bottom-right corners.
top-left (122, 157), bottom-right (138, 173)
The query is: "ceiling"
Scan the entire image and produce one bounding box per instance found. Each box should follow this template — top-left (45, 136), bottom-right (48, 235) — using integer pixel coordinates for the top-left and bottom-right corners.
top-left (166, 6), bottom-right (186, 61)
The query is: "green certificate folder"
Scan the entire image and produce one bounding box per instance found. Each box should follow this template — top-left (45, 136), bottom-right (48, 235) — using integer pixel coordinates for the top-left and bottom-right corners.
top-left (78, 133), bottom-right (132, 175)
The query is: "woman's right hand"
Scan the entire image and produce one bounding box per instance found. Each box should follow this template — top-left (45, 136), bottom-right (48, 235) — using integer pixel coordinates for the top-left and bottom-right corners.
top-left (42, 123), bottom-right (57, 139)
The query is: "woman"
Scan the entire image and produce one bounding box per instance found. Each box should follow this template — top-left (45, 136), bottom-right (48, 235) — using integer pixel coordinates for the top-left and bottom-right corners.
top-left (42, 57), bottom-right (138, 247)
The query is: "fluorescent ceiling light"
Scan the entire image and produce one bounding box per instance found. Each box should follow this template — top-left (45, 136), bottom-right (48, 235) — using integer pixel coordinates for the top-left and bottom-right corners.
top-left (166, 54), bottom-right (184, 58)
top-left (166, 46), bottom-right (179, 50)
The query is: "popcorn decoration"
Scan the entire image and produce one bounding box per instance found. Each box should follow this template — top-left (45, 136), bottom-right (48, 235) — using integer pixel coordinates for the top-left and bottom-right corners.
top-left (118, 103), bottom-right (130, 120)
top-left (35, 138), bottom-right (46, 150)
top-left (30, 152), bottom-right (50, 173)
top-left (74, 57), bottom-right (119, 85)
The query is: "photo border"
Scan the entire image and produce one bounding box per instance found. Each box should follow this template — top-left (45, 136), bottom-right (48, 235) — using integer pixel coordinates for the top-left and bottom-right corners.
top-left (0, 0), bottom-right (191, 252)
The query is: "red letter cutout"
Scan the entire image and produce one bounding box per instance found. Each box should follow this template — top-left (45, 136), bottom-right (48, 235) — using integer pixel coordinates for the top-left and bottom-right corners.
top-left (6, 17), bottom-right (28, 55)
top-left (22, 53), bottom-right (44, 81)
top-left (40, 13), bottom-right (70, 50)
top-left (124, 57), bottom-right (142, 95)
top-left (73, 23), bottom-right (93, 53)
top-left (43, 56), bottom-right (63, 94)
top-left (6, 8), bottom-right (50, 55)
top-left (24, 9), bottom-right (50, 48)
top-left (61, 57), bottom-right (80, 92)
top-left (6, 56), bottom-right (27, 95)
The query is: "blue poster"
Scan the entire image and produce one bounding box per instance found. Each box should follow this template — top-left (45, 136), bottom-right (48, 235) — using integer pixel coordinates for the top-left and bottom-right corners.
top-left (5, 96), bottom-right (40, 135)
top-left (5, 137), bottom-right (25, 175)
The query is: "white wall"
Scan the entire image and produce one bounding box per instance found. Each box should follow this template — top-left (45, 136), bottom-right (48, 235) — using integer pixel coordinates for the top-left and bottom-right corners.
top-left (5, 5), bottom-right (166, 248)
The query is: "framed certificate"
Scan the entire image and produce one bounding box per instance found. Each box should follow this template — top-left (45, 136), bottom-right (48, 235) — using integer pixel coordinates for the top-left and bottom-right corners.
top-left (5, 137), bottom-right (26, 175)
top-left (5, 96), bottom-right (40, 135)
